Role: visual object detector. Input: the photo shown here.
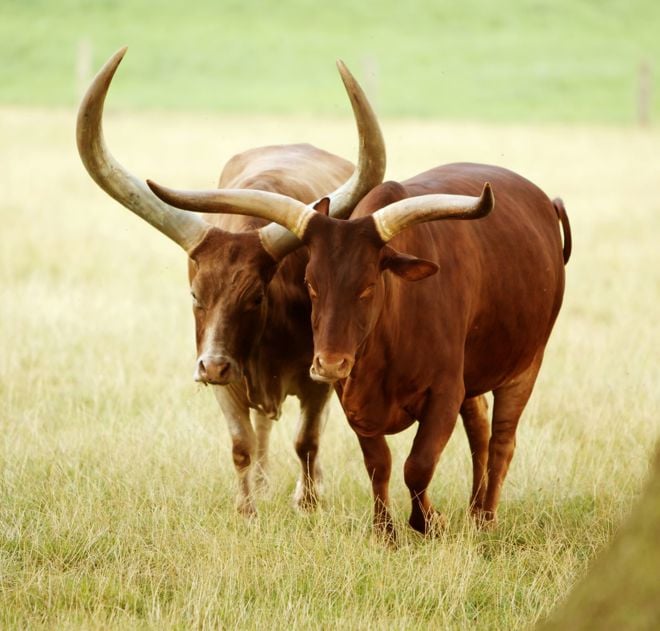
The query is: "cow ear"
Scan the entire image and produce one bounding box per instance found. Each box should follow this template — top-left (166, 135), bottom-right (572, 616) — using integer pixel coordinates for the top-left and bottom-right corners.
top-left (380, 245), bottom-right (439, 281)
top-left (313, 197), bottom-right (330, 216)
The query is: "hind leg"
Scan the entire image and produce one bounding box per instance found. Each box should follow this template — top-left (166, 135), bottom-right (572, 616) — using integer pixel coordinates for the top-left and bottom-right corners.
top-left (460, 395), bottom-right (490, 517)
top-left (478, 353), bottom-right (544, 526)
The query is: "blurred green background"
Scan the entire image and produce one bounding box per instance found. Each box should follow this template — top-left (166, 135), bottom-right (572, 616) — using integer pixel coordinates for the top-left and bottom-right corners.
top-left (1, 0), bottom-right (658, 123)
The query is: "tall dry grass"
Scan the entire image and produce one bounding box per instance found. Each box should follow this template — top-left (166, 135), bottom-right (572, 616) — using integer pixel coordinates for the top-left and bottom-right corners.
top-left (0, 107), bottom-right (658, 629)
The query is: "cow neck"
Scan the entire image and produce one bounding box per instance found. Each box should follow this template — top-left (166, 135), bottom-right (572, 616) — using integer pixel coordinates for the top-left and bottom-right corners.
top-left (341, 275), bottom-right (399, 407)
top-left (341, 266), bottom-right (449, 431)
top-left (243, 248), bottom-right (312, 420)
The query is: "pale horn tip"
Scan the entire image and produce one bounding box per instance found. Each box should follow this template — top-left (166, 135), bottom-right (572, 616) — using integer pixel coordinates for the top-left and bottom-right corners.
top-left (335, 59), bottom-right (354, 87)
top-left (106, 46), bottom-right (129, 73)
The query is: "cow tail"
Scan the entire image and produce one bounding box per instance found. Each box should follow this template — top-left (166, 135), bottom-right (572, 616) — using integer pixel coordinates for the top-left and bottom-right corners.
top-left (552, 198), bottom-right (572, 265)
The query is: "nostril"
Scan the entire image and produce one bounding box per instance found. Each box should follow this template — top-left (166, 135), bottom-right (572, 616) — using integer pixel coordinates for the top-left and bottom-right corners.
top-left (197, 359), bottom-right (207, 378)
top-left (315, 355), bottom-right (351, 374)
top-left (218, 362), bottom-right (231, 379)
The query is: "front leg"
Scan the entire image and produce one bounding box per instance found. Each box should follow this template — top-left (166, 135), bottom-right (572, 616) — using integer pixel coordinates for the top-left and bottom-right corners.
top-left (213, 384), bottom-right (257, 517)
top-left (357, 434), bottom-right (397, 544)
top-left (251, 409), bottom-right (273, 494)
top-left (293, 382), bottom-right (332, 511)
top-left (404, 386), bottom-right (463, 536)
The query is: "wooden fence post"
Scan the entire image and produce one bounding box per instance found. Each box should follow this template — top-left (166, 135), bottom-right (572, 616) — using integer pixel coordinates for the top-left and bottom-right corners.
top-left (76, 38), bottom-right (92, 103)
top-left (361, 54), bottom-right (379, 112)
top-left (638, 60), bottom-right (652, 127)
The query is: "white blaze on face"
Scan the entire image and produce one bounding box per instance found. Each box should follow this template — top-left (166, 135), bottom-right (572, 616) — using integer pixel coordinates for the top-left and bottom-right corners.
top-left (194, 304), bottom-right (240, 384)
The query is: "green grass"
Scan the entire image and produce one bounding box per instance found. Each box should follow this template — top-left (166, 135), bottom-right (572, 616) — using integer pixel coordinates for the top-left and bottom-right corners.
top-left (0, 106), bottom-right (658, 628)
top-left (1, 0), bottom-right (659, 123)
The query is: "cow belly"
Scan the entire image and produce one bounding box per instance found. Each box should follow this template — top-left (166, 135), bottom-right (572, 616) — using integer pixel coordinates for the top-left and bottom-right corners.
top-left (463, 304), bottom-right (557, 395)
top-left (463, 352), bottom-right (538, 397)
top-left (340, 378), bottom-right (418, 437)
top-left (344, 405), bottom-right (416, 437)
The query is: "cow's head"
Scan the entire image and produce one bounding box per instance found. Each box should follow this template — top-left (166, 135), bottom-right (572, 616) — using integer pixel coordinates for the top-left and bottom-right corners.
top-left (304, 184), bottom-right (494, 381)
top-left (146, 180), bottom-right (494, 384)
top-left (185, 229), bottom-right (276, 384)
top-left (77, 47), bottom-right (385, 385)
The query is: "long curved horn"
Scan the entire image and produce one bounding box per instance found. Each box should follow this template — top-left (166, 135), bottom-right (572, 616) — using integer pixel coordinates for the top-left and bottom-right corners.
top-left (76, 47), bottom-right (210, 253)
top-left (325, 60), bottom-right (386, 216)
top-left (372, 183), bottom-right (494, 242)
top-left (146, 183), bottom-right (314, 242)
top-left (148, 59), bottom-right (386, 260)
top-left (256, 60), bottom-right (386, 257)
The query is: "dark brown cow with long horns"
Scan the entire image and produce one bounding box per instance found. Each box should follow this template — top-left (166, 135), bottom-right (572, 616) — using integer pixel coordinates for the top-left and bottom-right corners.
top-left (148, 162), bottom-right (571, 541)
top-left (76, 48), bottom-right (386, 516)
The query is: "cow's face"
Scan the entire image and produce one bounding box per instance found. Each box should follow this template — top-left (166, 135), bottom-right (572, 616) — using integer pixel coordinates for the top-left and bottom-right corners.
top-left (188, 228), bottom-right (278, 385)
top-left (304, 214), bottom-right (437, 383)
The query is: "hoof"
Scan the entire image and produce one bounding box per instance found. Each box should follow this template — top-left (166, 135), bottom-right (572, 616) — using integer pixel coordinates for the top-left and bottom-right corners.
top-left (293, 479), bottom-right (319, 512)
top-left (236, 496), bottom-right (258, 519)
top-left (472, 508), bottom-right (497, 530)
top-left (373, 520), bottom-right (399, 548)
top-left (409, 508), bottom-right (447, 537)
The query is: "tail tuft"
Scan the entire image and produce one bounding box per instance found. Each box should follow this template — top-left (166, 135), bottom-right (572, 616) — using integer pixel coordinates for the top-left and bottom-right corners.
top-left (552, 198), bottom-right (572, 265)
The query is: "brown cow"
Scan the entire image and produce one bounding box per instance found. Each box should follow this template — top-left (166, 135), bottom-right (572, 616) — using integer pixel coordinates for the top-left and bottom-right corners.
top-left (76, 48), bottom-right (386, 516)
top-left (147, 162), bottom-right (571, 542)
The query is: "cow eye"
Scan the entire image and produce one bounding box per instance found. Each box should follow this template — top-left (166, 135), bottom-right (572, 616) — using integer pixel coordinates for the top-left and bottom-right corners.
top-left (191, 291), bottom-right (202, 308)
top-left (245, 293), bottom-right (264, 310)
top-left (358, 284), bottom-right (375, 300)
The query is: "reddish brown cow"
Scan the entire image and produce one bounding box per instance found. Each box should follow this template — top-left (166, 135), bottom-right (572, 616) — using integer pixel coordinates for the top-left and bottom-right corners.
top-left (76, 48), bottom-right (386, 516)
top-left (147, 162), bottom-right (571, 542)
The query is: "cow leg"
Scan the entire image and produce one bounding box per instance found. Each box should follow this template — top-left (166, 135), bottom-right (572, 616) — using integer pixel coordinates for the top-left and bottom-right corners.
top-left (480, 353), bottom-right (544, 526)
top-left (251, 409), bottom-right (273, 494)
top-left (357, 434), bottom-right (397, 544)
top-left (213, 384), bottom-right (258, 517)
top-left (293, 383), bottom-right (331, 511)
top-left (405, 391), bottom-right (463, 536)
top-left (460, 395), bottom-right (490, 517)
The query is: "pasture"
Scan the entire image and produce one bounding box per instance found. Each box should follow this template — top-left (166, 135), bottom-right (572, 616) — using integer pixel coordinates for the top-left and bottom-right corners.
top-left (2, 0), bottom-right (659, 123)
top-left (0, 104), bottom-right (658, 628)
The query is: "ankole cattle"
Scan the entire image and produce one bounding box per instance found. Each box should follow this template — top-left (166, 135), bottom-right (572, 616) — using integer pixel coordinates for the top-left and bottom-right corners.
top-left (76, 47), bottom-right (386, 516)
top-left (148, 162), bottom-right (572, 541)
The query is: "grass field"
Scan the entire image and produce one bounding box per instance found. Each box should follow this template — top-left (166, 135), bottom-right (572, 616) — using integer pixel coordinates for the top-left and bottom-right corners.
top-left (1, 0), bottom-right (659, 123)
top-left (0, 105), bottom-right (658, 628)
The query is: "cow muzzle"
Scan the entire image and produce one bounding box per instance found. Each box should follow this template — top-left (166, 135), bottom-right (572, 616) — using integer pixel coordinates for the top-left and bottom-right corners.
top-left (194, 353), bottom-right (241, 385)
top-left (310, 352), bottom-right (355, 383)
